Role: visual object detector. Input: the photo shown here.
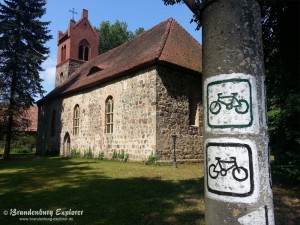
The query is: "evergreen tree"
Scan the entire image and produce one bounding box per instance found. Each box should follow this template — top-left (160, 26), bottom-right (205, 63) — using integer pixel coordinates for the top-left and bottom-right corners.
top-left (0, 0), bottom-right (51, 159)
top-left (98, 20), bottom-right (144, 54)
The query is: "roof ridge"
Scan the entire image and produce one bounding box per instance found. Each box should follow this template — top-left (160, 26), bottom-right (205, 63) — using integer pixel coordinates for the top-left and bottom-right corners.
top-left (38, 18), bottom-right (202, 104)
top-left (96, 17), bottom-right (173, 58)
top-left (156, 18), bottom-right (174, 60)
top-left (172, 19), bottom-right (202, 48)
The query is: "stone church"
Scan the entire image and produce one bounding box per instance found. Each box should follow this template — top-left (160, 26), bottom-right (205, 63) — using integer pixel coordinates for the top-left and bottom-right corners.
top-left (37, 9), bottom-right (203, 162)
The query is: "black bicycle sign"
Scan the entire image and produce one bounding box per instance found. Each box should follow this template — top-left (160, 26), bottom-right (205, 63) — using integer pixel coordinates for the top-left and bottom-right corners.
top-left (209, 157), bottom-right (248, 182)
top-left (209, 92), bottom-right (249, 115)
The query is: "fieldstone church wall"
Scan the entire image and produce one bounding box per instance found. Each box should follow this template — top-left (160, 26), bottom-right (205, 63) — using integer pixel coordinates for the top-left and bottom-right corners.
top-left (156, 67), bottom-right (203, 162)
top-left (37, 65), bottom-right (203, 162)
top-left (55, 59), bottom-right (84, 86)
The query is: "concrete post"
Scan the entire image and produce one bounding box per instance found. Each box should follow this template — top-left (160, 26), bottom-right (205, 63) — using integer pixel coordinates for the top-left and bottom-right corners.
top-left (202, 0), bottom-right (275, 224)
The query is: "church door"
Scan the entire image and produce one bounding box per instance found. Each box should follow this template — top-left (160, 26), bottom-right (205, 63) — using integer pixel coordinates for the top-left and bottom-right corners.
top-left (63, 132), bottom-right (71, 156)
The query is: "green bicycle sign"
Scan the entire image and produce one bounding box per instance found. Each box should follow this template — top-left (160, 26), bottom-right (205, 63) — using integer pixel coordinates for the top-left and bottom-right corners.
top-left (206, 78), bottom-right (254, 129)
top-left (210, 92), bottom-right (249, 115)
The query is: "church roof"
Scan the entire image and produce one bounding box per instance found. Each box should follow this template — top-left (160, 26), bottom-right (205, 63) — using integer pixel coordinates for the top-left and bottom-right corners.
top-left (39, 18), bottom-right (202, 103)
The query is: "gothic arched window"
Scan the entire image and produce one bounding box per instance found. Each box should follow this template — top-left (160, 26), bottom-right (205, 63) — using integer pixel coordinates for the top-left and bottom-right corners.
top-left (188, 89), bottom-right (199, 126)
top-left (50, 110), bottom-right (56, 136)
top-left (61, 45), bottom-right (66, 62)
top-left (105, 96), bottom-right (114, 133)
top-left (84, 46), bottom-right (89, 61)
top-left (73, 104), bottom-right (80, 135)
top-left (78, 40), bottom-right (90, 61)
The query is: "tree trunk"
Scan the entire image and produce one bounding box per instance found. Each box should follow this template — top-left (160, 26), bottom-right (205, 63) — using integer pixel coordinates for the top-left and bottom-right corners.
top-left (3, 107), bottom-right (13, 159)
top-left (202, 0), bottom-right (275, 224)
top-left (3, 68), bottom-right (17, 159)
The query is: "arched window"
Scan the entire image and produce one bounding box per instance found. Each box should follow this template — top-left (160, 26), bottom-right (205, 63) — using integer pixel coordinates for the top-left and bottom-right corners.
top-left (78, 40), bottom-right (90, 61)
top-left (50, 110), bottom-right (56, 136)
top-left (61, 46), bottom-right (64, 62)
top-left (63, 132), bottom-right (71, 156)
top-left (84, 46), bottom-right (89, 61)
top-left (73, 105), bottom-right (80, 135)
top-left (61, 45), bottom-right (66, 62)
top-left (189, 89), bottom-right (199, 126)
top-left (105, 96), bottom-right (113, 133)
top-left (78, 45), bottom-right (83, 60)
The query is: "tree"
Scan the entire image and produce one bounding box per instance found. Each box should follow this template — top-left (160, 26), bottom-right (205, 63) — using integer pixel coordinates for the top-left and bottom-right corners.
top-left (163, 0), bottom-right (202, 29)
top-left (98, 20), bottom-right (144, 54)
top-left (0, 0), bottom-right (51, 159)
top-left (262, 0), bottom-right (300, 182)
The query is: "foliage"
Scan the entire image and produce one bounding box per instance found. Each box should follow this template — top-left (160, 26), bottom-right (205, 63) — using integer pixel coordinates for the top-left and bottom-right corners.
top-left (98, 151), bottom-right (105, 160)
top-left (145, 152), bottom-right (157, 165)
top-left (83, 147), bottom-right (94, 159)
top-left (124, 153), bottom-right (129, 162)
top-left (162, 0), bottom-right (202, 30)
top-left (70, 148), bottom-right (81, 158)
top-left (0, 132), bottom-right (35, 154)
top-left (10, 132), bottom-right (35, 153)
top-left (118, 149), bottom-right (125, 160)
top-left (112, 149), bottom-right (129, 162)
top-left (98, 20), bottom-right (144, 54)
top-left (262, 0), bottom-right (300, 180)
top-left (112, 149), bottom-right (118, 160)
top-left (0, 0), bottom-right (52, 158)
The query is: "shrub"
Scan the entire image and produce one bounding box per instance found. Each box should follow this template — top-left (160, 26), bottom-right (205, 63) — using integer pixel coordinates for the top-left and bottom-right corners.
top-left (112, 149), bottom-right (118, 160)
top-left (11, 145), bottom-right (32, 154)
top-left (124, 153), bottom-right (129, 162)
top-left (98, 151), bottom-right (105, 160)
top-left (146, 152), bottom-right (157, 165)
top-left (112, 149), bottom-right (129, 162)
top-left (118, 150), bottom-right (125, 160)
top-left (84, 147), bottom-right (94, 159)
top-left (9, 132), bottom-right (36, 154)
top-left (70, 149), bottom-right (81, 158)
top-left (272, 148), bottom-right (300, 187)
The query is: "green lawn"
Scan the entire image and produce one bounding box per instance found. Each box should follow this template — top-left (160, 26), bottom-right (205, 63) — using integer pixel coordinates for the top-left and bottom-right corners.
top-left (0, 155), bottom-right (299, 225)
top-left (0, 156), bottom-right (204, 225)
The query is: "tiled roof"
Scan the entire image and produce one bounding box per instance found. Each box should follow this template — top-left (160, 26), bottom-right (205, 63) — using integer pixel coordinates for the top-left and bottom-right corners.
top-left (0, 105), bottom-right (38, 132)
top-left (22, 106), bottom-right (38, 132)
top-left (39, 18), bottom-right (202, 103)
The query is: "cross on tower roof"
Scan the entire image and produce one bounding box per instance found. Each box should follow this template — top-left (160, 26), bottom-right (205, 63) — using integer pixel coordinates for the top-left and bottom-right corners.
top-left (69, 8), bottom-right (78, 20)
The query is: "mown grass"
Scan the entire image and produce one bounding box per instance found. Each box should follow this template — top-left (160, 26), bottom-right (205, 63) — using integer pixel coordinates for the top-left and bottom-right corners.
top-left (0, 156), bottom-right (204, 225)
top-left (0, 155), bottom-right (299, 225)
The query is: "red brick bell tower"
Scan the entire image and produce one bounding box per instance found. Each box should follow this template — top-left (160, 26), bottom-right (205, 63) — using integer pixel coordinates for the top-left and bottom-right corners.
top-left (55, 9), bottom-right (99, 87)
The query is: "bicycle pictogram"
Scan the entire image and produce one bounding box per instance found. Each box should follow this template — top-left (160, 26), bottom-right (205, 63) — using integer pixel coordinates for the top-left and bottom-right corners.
top-left (209, 156), bottom-right (248, 182)
top-left (209, 92), bottom-right (249, 115)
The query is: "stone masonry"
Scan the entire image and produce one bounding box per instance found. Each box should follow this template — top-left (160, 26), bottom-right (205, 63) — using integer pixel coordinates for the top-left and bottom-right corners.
top-left (37, 66), bottom-right (203, 162)
top-left (37, 17), bottom-right (203, 162)
top-left (156, 66), bottom-right (203, 162)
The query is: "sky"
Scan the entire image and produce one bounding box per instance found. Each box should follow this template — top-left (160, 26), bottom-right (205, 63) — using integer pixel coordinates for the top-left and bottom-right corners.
top-left (3, 0), bottom-right (202, 97)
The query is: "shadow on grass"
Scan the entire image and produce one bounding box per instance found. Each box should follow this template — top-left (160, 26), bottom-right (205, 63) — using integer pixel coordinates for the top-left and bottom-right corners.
top-left (272, 181), bottom-right (300, 225)
top-left (0, 156), bottom-right (205, 225)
